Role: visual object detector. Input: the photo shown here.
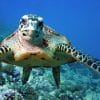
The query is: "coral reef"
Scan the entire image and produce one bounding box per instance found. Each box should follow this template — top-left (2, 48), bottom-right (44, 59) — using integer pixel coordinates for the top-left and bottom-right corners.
top-left (0, 62), bottom-right (100, 100)
top-left (0, 89), bottom-right (24, 100)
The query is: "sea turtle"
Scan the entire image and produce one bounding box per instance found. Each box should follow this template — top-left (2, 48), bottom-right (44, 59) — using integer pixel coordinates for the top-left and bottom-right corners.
top-left (0, 14), bottom-right (100, 87)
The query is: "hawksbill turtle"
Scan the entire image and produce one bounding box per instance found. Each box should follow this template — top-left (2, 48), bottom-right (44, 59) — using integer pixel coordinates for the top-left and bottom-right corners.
top-left (0, 14), bottom-right (100, 87)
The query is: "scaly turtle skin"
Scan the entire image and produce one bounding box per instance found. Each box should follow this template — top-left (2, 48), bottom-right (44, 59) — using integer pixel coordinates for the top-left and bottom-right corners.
top-left (0, 14), bottom-right (100, 87)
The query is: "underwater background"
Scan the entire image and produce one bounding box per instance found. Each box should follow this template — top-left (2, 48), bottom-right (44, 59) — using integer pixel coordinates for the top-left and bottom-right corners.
top-left (0, 0), bottom-right (100, 100)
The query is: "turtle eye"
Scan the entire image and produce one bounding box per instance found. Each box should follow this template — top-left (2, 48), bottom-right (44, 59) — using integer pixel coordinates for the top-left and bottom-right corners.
top-left (21, 19), bottom-right (27, 25)
top-left (38, 21), bottom-right (43, 27)
top-left (38, 16), bottom-right (43, 28)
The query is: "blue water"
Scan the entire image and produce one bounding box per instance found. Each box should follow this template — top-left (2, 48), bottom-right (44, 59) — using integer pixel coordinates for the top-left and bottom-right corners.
top-left (0, 0), bottom-right (100, 58)
top-left (0, 1), bottom-right (100, 99)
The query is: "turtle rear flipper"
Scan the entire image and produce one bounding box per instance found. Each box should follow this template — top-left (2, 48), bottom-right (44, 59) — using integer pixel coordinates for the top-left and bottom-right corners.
top-left (22, 67), bottom-right (32, 84)
top-left (52, 66), bottom-right (60, 88)
top-left (56, 43), bottom-right (100, 72)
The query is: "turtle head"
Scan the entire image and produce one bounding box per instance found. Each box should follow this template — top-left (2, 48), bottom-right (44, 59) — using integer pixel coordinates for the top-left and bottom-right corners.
top-left (19, 14), bottom-right (43, 33)
top-left (18, 14), bottom-right (44, 44)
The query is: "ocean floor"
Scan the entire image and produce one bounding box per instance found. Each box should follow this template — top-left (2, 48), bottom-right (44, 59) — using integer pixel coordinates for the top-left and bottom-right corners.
top-left (0, 62), bottom-right (100, 100)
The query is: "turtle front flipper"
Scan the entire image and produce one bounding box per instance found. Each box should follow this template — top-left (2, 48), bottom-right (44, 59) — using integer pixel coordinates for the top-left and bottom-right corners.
top-left (56, 43), bottom-right (100, 73)
top-left (0, 45), bottom-right (11, 56)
